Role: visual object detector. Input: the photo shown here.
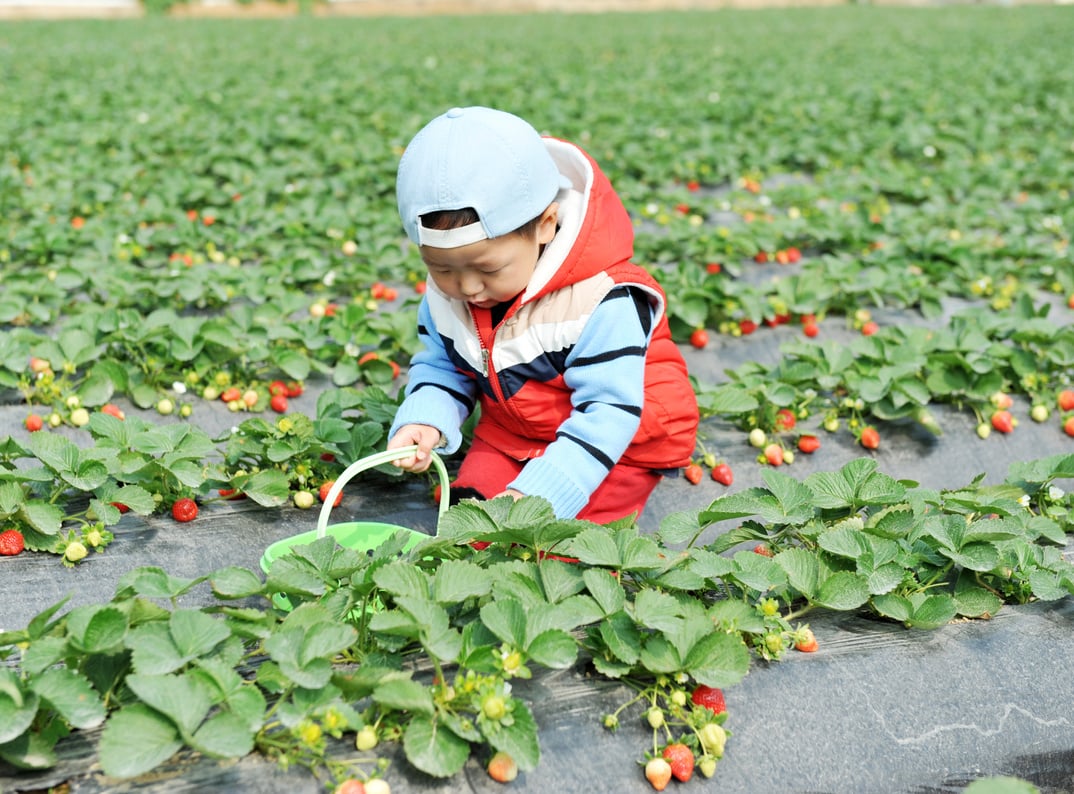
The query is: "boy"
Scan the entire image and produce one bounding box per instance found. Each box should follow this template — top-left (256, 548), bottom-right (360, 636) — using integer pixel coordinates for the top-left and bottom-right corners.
top-left (387, 106), bottom-right (698, 523)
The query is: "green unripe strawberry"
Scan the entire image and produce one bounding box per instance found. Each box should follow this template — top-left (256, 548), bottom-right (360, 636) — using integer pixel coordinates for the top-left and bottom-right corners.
top-left (156, 398), bottom-right (174, 416)
top-left (647, 708), bottom-right (665, 729)
top-left (698, 756), bottom-right (718, 778)
top-left (69, 407), bottom-right (90, 427)
top-left (355, 725), bottom-right (378, 751)
top-left (65, 541), bottom-right (88, 563)
top-left (482, 695), bottom-right (506, 721)
top-left (748, 428), bottom-right (767, 447)
top-left (1030, 404), bottom-right (1049, 423)
top-left (293, 490), bottom-right (315, 509)
top-left (699, 723), bottom-right (727, 758)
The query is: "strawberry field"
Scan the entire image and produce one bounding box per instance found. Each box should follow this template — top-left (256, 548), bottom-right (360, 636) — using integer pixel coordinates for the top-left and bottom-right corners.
top-left (2, 7), bottom-right (1074, 794)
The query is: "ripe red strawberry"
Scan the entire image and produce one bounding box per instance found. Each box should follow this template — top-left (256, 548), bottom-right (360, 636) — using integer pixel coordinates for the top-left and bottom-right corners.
top-left (775, 249), bottom-right (791, 265)
top-left (268, 380), bottom-right (288, 396)
top-left (111, 502), bottom-right (130, 513)
top-left (794, 627), bottom-right (819, 653)
top-left (691, 684), bottom-right (727, 715)
top-left (753, 543), bottom-right (774, 557)
top-left (101, 403), bottom-right (125, 420)
top-left (739, 319), bottom-right (757, 335)
top-left (774, 408), bottom-right (796, 432)
top-left (797, 434), bottom-right (821, 454)
top-left (706, 262), bottom-right (722, 274)
top-left (220, 386), bottom-right (242, 403)
top-left (0, 529), bottom-right (25, 556)
top-left (763, 443), bottom-right (784, 466)
top-left (487, 751), bottom-right (518, 783)
top-left (861, 320), bottom-right (879, 336)
top-left (285, 380), bottom-right (304, 398)
top-left (860, 426), bottom-right (880, 449)
top-left (689, 328), bottom-right (709, 349)
top-left (684, 463), bottom-right (703, 485)
top-left (1064, 416), bottom-right (1074, 437)
top-left (662, 743), bottom-right (694, 782)
top-left (803, 321), bottom-right (820, 338)
top-left (711, 463), bottom-right (733, 486)
top-left (786, 246), bottom-right (801, 263)
top-left (319, 481), bottom-right (343, 507)
top-left (645, 757), bottom-right (672, 791)
top-left (24, 414), bottom-right (44, 432)
top-left (333, 780), bottom-right (366, 794)
top-left (1058, 389), bottom-right (1074, 412)
top-left (991, 410), bottom-right (1014, 434)
top-left (171, 497), bottom-right (198, 523)
top-left (269, 394), bottom-right (288, 413)
top-left (686, 180), bottom-right (700, 192)
top-left (753, 251), bottom-right (768, 264)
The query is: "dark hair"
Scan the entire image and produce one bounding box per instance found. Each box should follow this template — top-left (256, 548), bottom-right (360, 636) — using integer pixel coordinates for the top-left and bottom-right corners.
top-left (420, 208), bottom-right (542, 240)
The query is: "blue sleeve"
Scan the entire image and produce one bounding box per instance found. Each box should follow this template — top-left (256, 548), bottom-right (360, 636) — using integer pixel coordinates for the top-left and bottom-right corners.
top-left (508, 286), bottom-right (653, 517)
top-left (388, 297), bottom-right (477, 454)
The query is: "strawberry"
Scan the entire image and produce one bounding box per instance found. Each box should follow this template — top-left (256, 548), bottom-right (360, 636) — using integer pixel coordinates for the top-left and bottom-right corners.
top-left (860, 426), bottom-right (880, 449)
top-left (644, 757), bottom-right (672, 791)
top-left (487, 751), bottom-right (518, 783)
top-left (786, 246), bottom-right (802, 263)
top-left (286, 380), bottom-right (304, 398)
top-left (1064, 416), bottom-right (1074, 438)
top-left (684, 463), bottom-right (703, 485)
top-left (753, 251), bottom-right (768, 264)
top-left (171, 498), bottom-right (198, 523)
top-left (706, 262), bottom-right (722, 274)
top-left (691, 684), bottom-right (727, 715)
top-left (797, 434), bottom-right (820, 454)
top-left (363, 780), bottom-right (389, 794)
top-left (355, 725), bottom-right (379, 751)
top-left (754, 543), bottom-right (774, 557)
top-left (686, 179), bottom-right (700, 192)
top-left (269, 394), bottom-right (288, 413)
top-left (775, 249), bottom-right (791, 265)
top-left (268, 380), bottom-right (288, 396)
top-left (111, 502), bottom-right (129, 513)
top-left (794, 626), bottom-right (819, 653)
top-left (220, 386), bottom-right (241, 403)
top-left (0, 529), bottom-right (25, 556)
top-left (763, 443), bottom-right (784, 466)
top-left (319, 481), bottom-right (343, 507)
top-left (861, 320), bottom-right (879, 336)
top-left (990, 391), bottom-right (1014, 410)
top-left (662, 743), bottom-right (694, 782)
top-left (711, 463), bottom-right (733, 486)
top-left (803, 321), bottom-right (820, 338)
top-left (739, 319), bottom-right (757, 335)
top-left (25, 414), bottom-right (44, 432)
top-left (748, 428), bottom-right (767, 448)
top-left (689, 328), bottom-right (709, 349)
top-left (101, 403), bottom-right (125, 420)
top-left (774, 408), bottom-right (796, 431)
top-left (334, 781), bottom-right (366, 794)
top-left (293, 491), bottom-right (315, 509)
top-left (699, 723), bottom-right (727, 758)
top-left (1058, 389), bottom-right (1074, 412)
top-left (991, 410), bottom-right (1015, 434)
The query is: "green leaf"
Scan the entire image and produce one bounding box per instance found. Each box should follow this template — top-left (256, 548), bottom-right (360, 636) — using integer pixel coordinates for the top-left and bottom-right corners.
top-left (907, 594), bottom-right (959, 629)
top-left (432, 559), bottom-right (491, 604)
top-left (209, 566), bottom-right (266, 600)
top-left (124, 673), bottom-right (212, 737)
top-left (538, 560), bottom-right (586, 603)
top-left (632, 588), bottom-right (681, 633)
top-left (0, 672), bottom-right (39, 744)
top-left (70, 606), bottom-right (129, 655)
top-left (99, 704), bottom-right (183, 779)
top-left (525, 629), bottom-right (577, 669)
top-left (372, 560), bottom-right (429, 599)
top-left (773, 548), bottom-right (820, 599)
top-left (403, 715), bottom-right (471, 778)
top-left (0, 727), bottom-right (58, 770)
top-left (116, 567), bottom-right (201, 599)
top-left (954, 587), bottom-right (1003, 618)
top-left (30, 668), bottom-right (106, 730)
top-left (372, 678), bottom-right (434, 715)
top-left (683, 631), bottom-right (751, 689)
top-left (480, 599), bottom-right (527, 647)
top-left (239, 469), bottom-right (291, 507)
top-left (581, 567), bottom-right (625, 616)
top-left (813, 571), bottom-right (871, 611)
top-left (597, 611), bottom-right (642, 665)
top-left (942, 542), bottom-right (1001, 572)
top-left (189, 710), bottom-right (255, 759)
top-left (567, 528), bottom-right (620, 567)
top-left (486, 699), bottom-right (541, 771)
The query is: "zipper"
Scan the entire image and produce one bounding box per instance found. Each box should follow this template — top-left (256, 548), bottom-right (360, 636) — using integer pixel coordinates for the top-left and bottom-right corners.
top-left (470, 305), bottom-right (506, 403)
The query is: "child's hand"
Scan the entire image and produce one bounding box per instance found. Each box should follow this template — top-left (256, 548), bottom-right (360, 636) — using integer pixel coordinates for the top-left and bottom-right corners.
top-left (388, 424), bottom-right (443, 473)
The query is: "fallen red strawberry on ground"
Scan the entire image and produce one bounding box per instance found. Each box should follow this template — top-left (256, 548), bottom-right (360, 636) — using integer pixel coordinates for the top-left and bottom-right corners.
top-left (684, 463), bottom-right (703, 485)
top-left (797, 434), bottom-right (820, 454)
top-left (711, 462), bottom-right (733, 486)
top-left (319, 480), bottom-right (343, 506)
top-left (794, 626), bottom-right (819, 653)
top-left (0, 528), bottom-right (25, 556)
top-left (269, 393), bottom-right (288, 413)
top-left (1058, 389), bottom-right (1074, 412)
top-left (763, 443), bottom-right (784, 466)
top-left (774, 408), bottom-right (796, 431)
top-left (171, 497), bottom-right (198, 522)
top-left (662, 743), bottom-right (694, 782)
top-left (487, 751), bottom-right (518, 783)
top-left (991, 410), bottom-right (1015, 434)
top-left (1064, 416), bottom-right (1074, 437)
top-left (860, 426), bottom-right (880, 449)
top-left (803, 320), bottom-right (820, 338)
top-left (689, 328), bottom-right (709, 349)
top-left (24, 414), bottom-right (43, 432)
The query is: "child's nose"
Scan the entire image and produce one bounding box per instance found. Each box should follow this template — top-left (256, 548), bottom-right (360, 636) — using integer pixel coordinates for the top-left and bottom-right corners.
top-left (459, 273), bottom-right (483, 297)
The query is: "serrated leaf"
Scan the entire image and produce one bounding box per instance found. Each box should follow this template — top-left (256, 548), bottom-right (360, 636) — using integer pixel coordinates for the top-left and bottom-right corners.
top-left (632, 588), bottom-right (681, 633)
top-left (373, 679), bottom-right (434, 715)
top-left (189, 710), bottom-right (255, 759)
top-left (480, 598), bottom-right (527, 647)
top-left (403, 715), bottom-right (470, 778)
top-left (525, 629), bottom-right (576, 669)
top-left (567, 528), bottom-right (620, 566)
top-left (814, 571), bottom-right (871, 611)
top-left (30, 668), bottom-right (106, 730)
top-left (582, 567), bottom-right (625, 616)
top-left (597, 611), bottom-right (641, 665)
top-left (487, 699), bottom-right (541, 771)
top-left (99, 704), bottom-right (183, 779)
top-left (683, 631), bottom-right (751, 689)
top-left (432, 559), bottom-right (491, 604)
top-left (209, 566), bottom-right (266, 599)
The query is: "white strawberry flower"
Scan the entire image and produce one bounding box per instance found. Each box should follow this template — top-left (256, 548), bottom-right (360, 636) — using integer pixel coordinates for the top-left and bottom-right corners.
top-left (1018, 494), bottom-right (1031, 507)
top-left (923, 145), bottom-right (937, 158)
top-left (172, 382), bottom-right (187, 395)
top-left (1048, 485), bottom-right (1065, 501)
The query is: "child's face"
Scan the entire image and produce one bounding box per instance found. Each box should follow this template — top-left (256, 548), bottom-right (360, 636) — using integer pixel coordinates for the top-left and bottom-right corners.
top-left (420, 204), bottom-right (558, 308)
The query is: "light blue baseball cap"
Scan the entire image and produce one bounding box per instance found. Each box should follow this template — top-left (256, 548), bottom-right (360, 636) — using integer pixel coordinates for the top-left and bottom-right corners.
top-left (396, 106), bottom-right (569, 248)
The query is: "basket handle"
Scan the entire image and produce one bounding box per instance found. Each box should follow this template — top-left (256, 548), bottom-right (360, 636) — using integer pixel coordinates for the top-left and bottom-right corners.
top-left (315, 445), bottom-right (450, 538)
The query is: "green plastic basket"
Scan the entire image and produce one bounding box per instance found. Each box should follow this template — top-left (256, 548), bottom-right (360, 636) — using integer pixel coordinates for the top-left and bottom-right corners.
top-left (259, 445), bottom-right (450, 607)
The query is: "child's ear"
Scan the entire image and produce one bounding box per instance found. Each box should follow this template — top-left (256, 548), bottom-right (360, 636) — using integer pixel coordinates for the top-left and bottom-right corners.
top-left (537, 202), bottom-right (559, 244)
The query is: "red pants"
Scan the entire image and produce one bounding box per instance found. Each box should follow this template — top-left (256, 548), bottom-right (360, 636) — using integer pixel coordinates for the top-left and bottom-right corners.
top-left (451, 437), bottom-right (663, 524)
